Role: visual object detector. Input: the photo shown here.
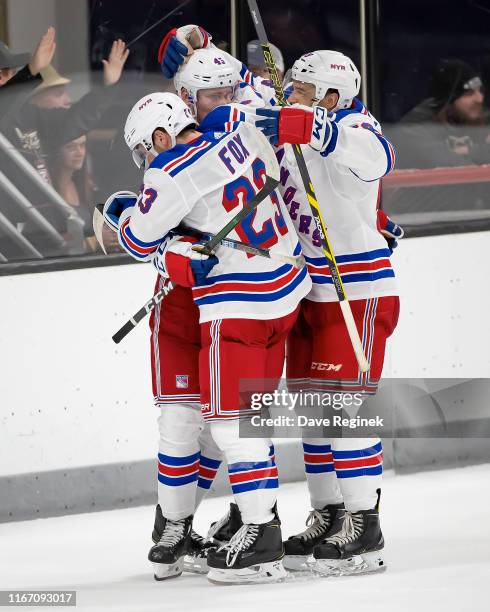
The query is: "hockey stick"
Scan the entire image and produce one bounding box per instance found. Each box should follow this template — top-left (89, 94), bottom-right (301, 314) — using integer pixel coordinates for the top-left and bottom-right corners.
top-left (93, 204), bottom-right (302, 267)
top-left (247, 0), bottom-right (369, 372)
top-left (192, 174), bottom-right (278, 255)
top-left (112, 278), bottom-right (173, 344)
top-left (214, 235), bottom-right (304, 267)
top-left (111, 132), bottom-right (280, 343)
top-left (184, 227), bottom-right (305, 268)
top-left (125, 0), bottom-right (191, 47)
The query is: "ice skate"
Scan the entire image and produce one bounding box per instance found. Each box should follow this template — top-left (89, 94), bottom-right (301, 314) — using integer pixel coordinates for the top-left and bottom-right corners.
top-left (183, 529), bottom-right (216, 574)
top-left (207, 502), bottom-right (243, 545)
top-left (283, 502), bottom-right (345, 570)
top-left (207, 518), bottom-right (286, 585)
top-left (149, 505), bottom-right (193, 580)
top-left (313, 494), bottom-right (385, 576)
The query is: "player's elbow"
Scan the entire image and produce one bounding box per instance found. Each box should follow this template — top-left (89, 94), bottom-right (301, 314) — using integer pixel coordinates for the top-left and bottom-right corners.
top-left (377, 135), bottom-right (396, 177)
top-left (351, 140), bottom-right (396, 182)
top-left (118, 218), bottom-right (161, 262)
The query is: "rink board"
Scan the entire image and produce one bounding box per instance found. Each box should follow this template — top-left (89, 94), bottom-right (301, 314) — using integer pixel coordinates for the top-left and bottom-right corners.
top-left (1, 232), bottom-right (489, 521)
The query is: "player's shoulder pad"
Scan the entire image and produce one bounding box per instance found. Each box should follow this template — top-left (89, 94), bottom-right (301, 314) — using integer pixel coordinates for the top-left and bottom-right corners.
top-left (147, 134), bottom-right (225, 178)
top-left (331, 98), bottom-right (380, 130)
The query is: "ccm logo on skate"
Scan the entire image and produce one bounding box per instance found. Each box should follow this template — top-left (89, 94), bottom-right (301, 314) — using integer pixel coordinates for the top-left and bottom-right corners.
top-left (311, 362), bottom-right (343, 371)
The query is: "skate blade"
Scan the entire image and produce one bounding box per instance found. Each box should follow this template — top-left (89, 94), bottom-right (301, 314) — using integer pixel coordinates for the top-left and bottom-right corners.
top-left (314, 550), bottom-right (386, 577)
top-left (207, 560), bottom-right (287, 585)
top-left (283, 554), bottom-right (314, 571)
top-left (184, 555), bottom-right (209, 575)
top-left (152, 556), bottom-right (185, 581)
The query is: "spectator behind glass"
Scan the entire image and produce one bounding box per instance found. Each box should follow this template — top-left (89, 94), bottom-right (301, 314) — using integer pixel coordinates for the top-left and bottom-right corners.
top-left (393, 59), bottom-right (490, 169)
top-left (247, 39), bottom-right (285, 81)
top-left (49, 133), bottom-right (98, 253)
top-left (5, 37), bottom-right (129, 187)
top-left (0, 30), bottom-right (128, 260)
top-left (0, 42), bottom-right (30, 87)
top-left (0, 28), bottom-right (56, 110)
top-left (29, 64), bottom-right (71, 109)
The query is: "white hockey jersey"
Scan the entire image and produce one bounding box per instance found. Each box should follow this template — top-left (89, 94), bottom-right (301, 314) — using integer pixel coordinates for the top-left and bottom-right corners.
top-left (118, 119), bottom-right (311, 323)
top-left (200, 98), bottom-right (399, 303)
top-left (277, 99), bottom-right (398, 302)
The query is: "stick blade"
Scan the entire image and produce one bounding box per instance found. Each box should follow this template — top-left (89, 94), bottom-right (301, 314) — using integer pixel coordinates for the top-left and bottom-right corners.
top-left (93, 203), bottom-right (108, 255)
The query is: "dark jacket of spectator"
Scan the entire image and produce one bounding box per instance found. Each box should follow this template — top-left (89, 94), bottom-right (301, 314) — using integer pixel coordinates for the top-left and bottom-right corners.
top-left (391, 60), bottom-right (490, 169)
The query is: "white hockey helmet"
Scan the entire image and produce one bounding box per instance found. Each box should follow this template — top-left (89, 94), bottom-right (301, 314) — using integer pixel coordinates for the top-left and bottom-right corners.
top-left (124, 92), bottom-right (196, 168)
top-left (174, 47), bottom-right (240, 115)
top-left (291, 50), bottom-right (361, 109)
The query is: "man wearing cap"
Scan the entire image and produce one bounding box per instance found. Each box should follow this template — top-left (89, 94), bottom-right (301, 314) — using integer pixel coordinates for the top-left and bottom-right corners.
top-left (29, 65), bottom-right (72, 110)
top-left (1, 35), bottom-right (129, 186)
top-left (393, 59), bottom-right (490, 169)
top-left (247, 39), bottom-right (285, 81)
top-left (0, 30), bottom-right (129, 259)
top-left (0, 28), bottom-right (56, 106)
top-left (0, 29), bottom-right (54, 88)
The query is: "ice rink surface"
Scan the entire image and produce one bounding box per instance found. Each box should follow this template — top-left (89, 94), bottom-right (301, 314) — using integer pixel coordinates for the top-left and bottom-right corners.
top-left (1, 464), bottom-right (489, 612)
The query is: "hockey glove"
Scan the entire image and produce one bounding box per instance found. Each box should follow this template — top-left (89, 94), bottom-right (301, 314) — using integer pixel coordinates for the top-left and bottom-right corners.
top-left (308, 106), bottom-right (338, 156)
top-left (158, 25), bottom-right (212, 78)
top-left (153, 235), bottom-right (218, 287)
top-left (377, 209), bottom-right (404, 253)
top-left (103, 190), bottom-right (138, 232)
top-left (254, 106), bottom-right (314, 147)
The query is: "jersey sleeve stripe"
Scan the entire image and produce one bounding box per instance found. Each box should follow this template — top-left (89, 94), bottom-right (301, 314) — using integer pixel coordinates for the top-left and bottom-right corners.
top-left (119, 218), bottom-right (161, 259)
top-left (374, 131), bottom-right (396, 176)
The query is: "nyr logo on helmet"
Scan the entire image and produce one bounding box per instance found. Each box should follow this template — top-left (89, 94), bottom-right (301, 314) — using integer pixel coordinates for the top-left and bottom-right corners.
top-left (330, 64), bottom-right (346, 71)
top-left (139, 98), bottom-right (152, 110)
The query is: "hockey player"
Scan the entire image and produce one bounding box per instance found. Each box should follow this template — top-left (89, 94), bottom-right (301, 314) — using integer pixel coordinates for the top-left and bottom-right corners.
top-left (160, 25), bottom-right (276, 111)
top-left (111, 91), bottom-right (311, 584)
top-left (159, 30), bottom-right (402, 576)
top-left (101, 38), bottom-right (279, 581)
top-left (251, 51), bottom-right (399, 575)
top-left (105, 42), bottom-right (276, 578)
top-left (104, 197), bottom-right (224, 575)
top-left (151, 36), bottom-right (279, 565)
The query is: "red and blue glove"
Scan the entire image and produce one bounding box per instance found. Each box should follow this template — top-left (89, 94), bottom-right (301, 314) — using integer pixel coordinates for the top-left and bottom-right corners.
top-left (377, 209), bottom-right (404, 253)
top-left (158, 25), bottom-right (212, 79)
top-left (158, 29), bottom-right (188, 79)
top-left (153, 235), bottom-right (219, 287)
top-left (255, 106), bottom-right (314, 146)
